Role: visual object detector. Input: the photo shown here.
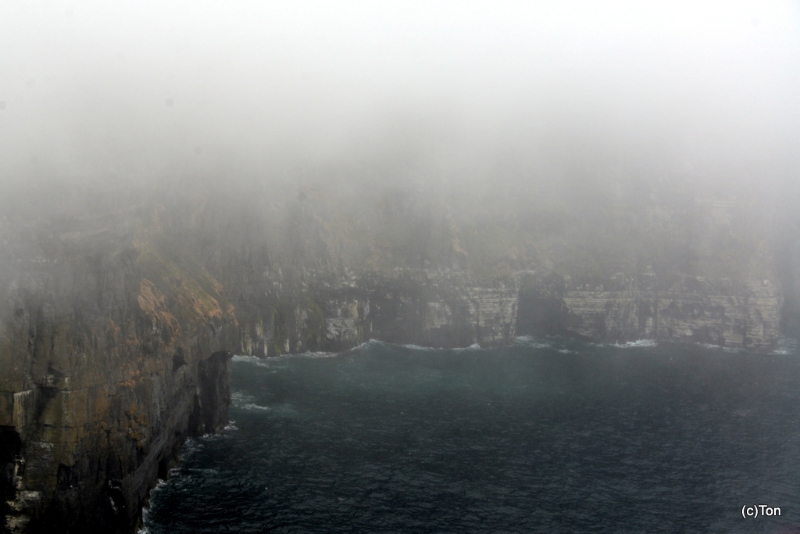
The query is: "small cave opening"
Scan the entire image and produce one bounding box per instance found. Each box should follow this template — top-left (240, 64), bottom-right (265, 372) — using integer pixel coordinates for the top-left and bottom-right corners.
top-left (172, 349), bottom-right (187, 372)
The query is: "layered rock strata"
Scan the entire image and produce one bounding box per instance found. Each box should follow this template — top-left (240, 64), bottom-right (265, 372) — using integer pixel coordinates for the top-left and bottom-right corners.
top-left (516, 272), bottom-right (781, 348)
top-left (0, 191), bottom-right (790, 533)
top-left (237, 270), bottom-right (519, 356)
top-left (0, 232), bottom-right (237, 533)
top-left (235, 269), bottom-right (782, 357)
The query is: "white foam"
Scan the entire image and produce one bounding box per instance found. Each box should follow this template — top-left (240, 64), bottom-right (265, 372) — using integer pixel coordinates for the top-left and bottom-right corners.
top-left (452, 343), bottom-right (482, 353)
top-left (613, 339), bottom-right (657, 348)
top-left (243, 403), bottom-right (270, 411)
top-left (181, 438), bottom-right (202, 455)
top-left (233, 352), bottom-right (337, 366)
top-left (231, 354), bottom-right (261, 363)
top-left (233, 391), bottom-right (271, 412)
top-left (231, 354), bottom-right (272, 367)
top-left (698, 342), bottom-right (743, 353)
top-left (514, 336), bottom-right (552, 349)
top-left (348, 338), bottom-right (384, 352)
top-left (773, 337), bottom-right (799, 355)
top-left (231, 391), bottom-right (255, 407)
top-left (296, 351), bottom-right (338, 359)
top-left (402, 344), bottom-right (435, 351)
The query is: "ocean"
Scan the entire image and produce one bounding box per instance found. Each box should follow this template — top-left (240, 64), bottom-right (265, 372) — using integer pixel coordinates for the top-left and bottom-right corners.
top-left (142, 337), bottom-right (800, 533)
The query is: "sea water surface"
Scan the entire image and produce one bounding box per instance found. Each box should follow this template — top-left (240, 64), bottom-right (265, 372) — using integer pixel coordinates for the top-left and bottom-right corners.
top-left (143, 338), bottom-right (800, 533)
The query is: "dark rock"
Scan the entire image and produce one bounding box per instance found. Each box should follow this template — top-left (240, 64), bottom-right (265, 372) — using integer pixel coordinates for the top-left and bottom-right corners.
top-left (0, 209), bottom-right (238, 533)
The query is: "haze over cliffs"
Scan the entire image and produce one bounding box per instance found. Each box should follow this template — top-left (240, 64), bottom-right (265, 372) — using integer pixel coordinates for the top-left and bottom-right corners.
top-left (2, 1), bottom-right (800, 532)
top-left (0, 161), bottom-right (798, 531)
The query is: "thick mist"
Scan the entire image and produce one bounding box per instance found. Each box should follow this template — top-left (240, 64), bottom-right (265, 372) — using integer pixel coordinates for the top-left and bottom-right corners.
top-left (2, 1), bottom-right (798, 190)
top-left (5, 6), bottom-right (800, 532)
top-left (1, 1), bottom-right (799, 288)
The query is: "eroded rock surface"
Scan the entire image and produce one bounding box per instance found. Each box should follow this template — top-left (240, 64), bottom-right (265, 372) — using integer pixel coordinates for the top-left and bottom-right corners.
top-left (516, 272), bottom-right (781, 348)
top-left (0, 213), bottom-right (237, 533)
top-left (0, 182), bottom-right (793, 533)
top-left (234, 270), bottom-right (519, 356)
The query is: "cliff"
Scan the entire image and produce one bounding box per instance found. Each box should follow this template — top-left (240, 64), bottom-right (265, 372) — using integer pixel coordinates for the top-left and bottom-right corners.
top-left (227, 267), bottom-right (781, 358)
top-left (516, 272), bottom-right (781, 347)
top-left (204, 181), bottom-right (784, 355)
top-left (0, 177), bottom-right (794, 532)
top-left (0, 209), bottom-right (238, 533)
top-left (237, 269), bottom-right (519, 355)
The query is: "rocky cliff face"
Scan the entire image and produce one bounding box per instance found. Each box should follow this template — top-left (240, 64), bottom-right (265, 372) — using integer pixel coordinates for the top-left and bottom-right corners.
top-left (516, 272), bottom-right (781, 348)
top-left (0, 211), bottom-right (238, 533)
top-left (0, 180), bottom-right (793, 533)
top-left (237, 270), bottom-right (519, 356)
top-left (230, 268), bottom-right (781, 358)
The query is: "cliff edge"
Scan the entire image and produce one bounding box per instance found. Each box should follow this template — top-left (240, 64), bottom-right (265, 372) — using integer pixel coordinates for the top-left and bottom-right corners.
top-left (0, 179), bottom-right (795, 532)
top-left (0, 209), bottom-right (238, 533)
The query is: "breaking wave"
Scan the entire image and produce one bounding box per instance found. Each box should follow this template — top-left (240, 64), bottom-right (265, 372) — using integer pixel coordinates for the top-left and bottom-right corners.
top-left (242, 403), bottom-right (270, 412)
top-left (402, 344), bottom-right (436, 351)
top-left (232, 352), bottom-right (339, 367)
top-left (774, 337), bottom-right (799, 355)
top-left (452, 343), bottom-right (482, 352)
top-left (513, 336), bottom-right (552, 349)
top-left (613, 339), bottom-right (657, 348)
top-left (230, 355), bottom-right (271, 367)
top-left (231, 391), bottom-right (255, 407)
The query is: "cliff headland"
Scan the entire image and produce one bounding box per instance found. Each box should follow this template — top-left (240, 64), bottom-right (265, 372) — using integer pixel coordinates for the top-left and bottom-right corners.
top-left (0, 175), bottom-right (797, 532)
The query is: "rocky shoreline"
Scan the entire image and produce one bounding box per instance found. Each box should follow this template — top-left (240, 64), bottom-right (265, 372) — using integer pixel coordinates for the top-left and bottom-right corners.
top-left (234, 269), bottom-right (781, 359)
top-left (0, 228), bottom-right (238, 533)
top-left (0, 195), bottom-right (792, 532)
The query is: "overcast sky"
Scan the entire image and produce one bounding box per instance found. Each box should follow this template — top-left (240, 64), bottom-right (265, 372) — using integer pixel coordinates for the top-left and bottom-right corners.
top-left (1, 1), bottom-right (798, 192)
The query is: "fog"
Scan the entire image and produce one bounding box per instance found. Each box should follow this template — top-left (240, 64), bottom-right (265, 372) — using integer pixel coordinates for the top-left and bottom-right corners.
top-left (2, 1), bottom-right (797, 185)
top-left (6, 6), bottom-right (800, 531)
top-left (1, 1), bottom-right (799, 282)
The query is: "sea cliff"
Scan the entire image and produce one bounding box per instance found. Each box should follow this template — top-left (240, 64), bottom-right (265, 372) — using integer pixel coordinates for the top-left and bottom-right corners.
top-left (0, 210), bottom-right (237, 533)
top-left (0, 182), bottom-right (793, 532)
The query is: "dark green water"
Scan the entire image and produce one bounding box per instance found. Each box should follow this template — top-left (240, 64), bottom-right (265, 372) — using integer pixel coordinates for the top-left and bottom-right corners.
top-left (143, 337), bottom-right (800, 533)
